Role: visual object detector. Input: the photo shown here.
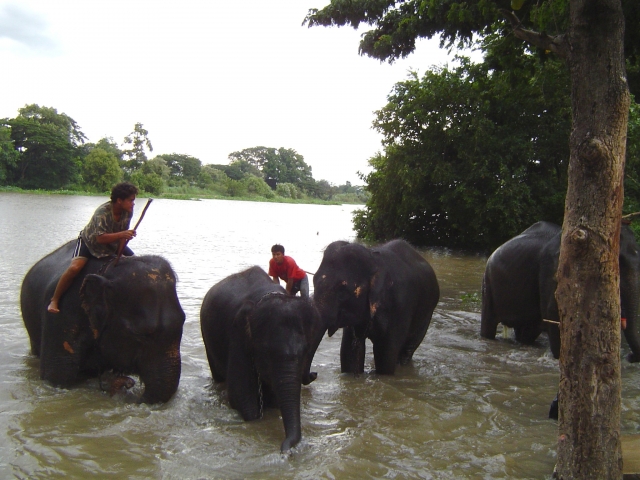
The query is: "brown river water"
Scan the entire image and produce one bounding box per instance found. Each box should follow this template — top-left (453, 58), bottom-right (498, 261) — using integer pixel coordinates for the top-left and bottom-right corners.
top-left (1, 192), bottom-right (640, 479)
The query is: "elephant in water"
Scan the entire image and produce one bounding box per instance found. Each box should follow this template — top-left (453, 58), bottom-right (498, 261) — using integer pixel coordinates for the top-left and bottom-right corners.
top-left (21, 240), bottom-right (186, 403)
top-left (313, 239), bottom-right (440, 375)
top-left (200, 266), bottom-right (326, 453)
top-left (481, 221), bottom-right (640, 362)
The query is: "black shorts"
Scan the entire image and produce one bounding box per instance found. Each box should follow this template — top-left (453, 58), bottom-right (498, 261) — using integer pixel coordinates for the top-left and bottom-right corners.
top-left (73, 236), bottom-right (133, 259)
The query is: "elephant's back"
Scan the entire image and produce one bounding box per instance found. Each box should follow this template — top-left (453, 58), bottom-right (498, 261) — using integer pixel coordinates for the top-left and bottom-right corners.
top-left (483, 224), bottom-right (559, 323)
top-left (21, 241), bottom-right (77, 348)
top-left (381, 239), bottom-right (439, 303)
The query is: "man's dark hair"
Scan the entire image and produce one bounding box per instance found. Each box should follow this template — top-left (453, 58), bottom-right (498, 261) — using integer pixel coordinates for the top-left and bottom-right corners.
top-left (110, 182), bottom-right (139, 202)
top-left (271, 244), bottom-right (285, 254)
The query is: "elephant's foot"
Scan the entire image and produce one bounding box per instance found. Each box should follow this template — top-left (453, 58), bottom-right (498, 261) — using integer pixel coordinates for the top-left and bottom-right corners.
top-left (110, 376), bottom-right (135, 396)
top-left (100, 372), bottom-right (136, 396)
top-left (626, 352), bottom-right (640, 363)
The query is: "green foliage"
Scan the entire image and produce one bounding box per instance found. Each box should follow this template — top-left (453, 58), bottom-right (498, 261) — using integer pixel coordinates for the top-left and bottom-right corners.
top-left (244, 174), bottom-right (274, 198)
top-left (82, 148), bottom-right (122, 192)
top-left (122, 122), bottom-right (153, 173)
top-left (0, 125), bottom-right (19, 184)
top-left (198, 165), bottom-right (226, 188)
top-left (143, 157), bottom-right (170, 180)
top-left (624, 99), bottom-right (640, 219)
top-left (225, 178), bottom-right (248, 197)
top-left (305, 0), bottom-right (640, 98)
top-left (228, 146), bottom-right (314, 188)
top-left (156, 153), bottom-right (202, 183)
top-left (276, 182), bottom-right (302, 199)
top-left (3, 104), bottom-right (86, 189)
top-left (130, 171), bottom-right (164, 195)
top-left (356, 53), bottom-right (571, 250)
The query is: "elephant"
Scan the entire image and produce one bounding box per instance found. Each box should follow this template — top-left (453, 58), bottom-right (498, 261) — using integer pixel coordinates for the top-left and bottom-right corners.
top-left (21, 240), bottom-right (186, 403)
top-left (200, 266), bottom-right (326, 453)
top-left (313, 239), bottom-right (440, 375)
top-left (481, 221), bottom-right (640, 362)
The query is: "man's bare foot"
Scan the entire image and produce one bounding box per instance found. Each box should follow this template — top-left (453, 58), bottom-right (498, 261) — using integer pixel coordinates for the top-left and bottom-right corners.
top-left (47, 301), bottom-right (60, 314)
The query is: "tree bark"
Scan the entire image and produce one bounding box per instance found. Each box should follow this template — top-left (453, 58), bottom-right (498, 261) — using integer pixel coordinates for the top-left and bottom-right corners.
top-left (555, 0), bottom-right (629, 478)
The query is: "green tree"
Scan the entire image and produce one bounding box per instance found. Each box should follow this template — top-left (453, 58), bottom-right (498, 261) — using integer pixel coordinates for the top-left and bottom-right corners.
top-left (2, 104), bottom-right (86, 189)
top-left (198, 165), bottom-right (226, 189)
top-left (143, 157), bottom-right (170, 181)
top-left (122, 122), bottom-right (153, 174)
top-left (95, 137), bottom-right (124, 162)
top-left (228, 146), bottom-right (314, 188)
top-left (307, 0), bottom-right (633, 475)
top-left (0, 125), bottom-right (19, 185)
top-left (82, 147), bottom-right (122, 192)
top-left (155, 153), bottom-right (202, 184)
top-left (355, 54), bottom-right (571, 250)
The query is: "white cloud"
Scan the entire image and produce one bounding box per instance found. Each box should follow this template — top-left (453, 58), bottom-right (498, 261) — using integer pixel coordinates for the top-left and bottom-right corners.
top-left (0, 3), bottom-right (58, 52)
top-left (0, 0), bottom-right (468, 184)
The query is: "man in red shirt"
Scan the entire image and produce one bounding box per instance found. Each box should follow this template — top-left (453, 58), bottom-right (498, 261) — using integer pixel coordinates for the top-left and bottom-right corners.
top-left (268, 244), bottom-right (309, 299)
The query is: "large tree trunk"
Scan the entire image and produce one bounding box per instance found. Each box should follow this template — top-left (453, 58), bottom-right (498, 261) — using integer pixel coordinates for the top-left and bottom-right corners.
top-left (555, 0), bottom-right (629, 478)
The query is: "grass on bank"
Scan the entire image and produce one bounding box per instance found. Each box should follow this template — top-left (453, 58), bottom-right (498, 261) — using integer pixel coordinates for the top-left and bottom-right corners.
top-left (0, 185), bottom-right (364, 206)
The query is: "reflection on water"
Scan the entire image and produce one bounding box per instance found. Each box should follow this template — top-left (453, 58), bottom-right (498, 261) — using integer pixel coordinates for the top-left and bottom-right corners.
top-left (1, 192), bottom-right (639, 479)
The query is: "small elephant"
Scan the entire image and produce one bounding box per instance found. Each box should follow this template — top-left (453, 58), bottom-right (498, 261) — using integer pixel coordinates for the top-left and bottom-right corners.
top-left (313, 239), bottom-right (440, 375)
top-left (200, 266), bottom-right (326, 453)
top-left (21, 240), bottom-right (186, 403)
top-left (481, 221), bottom-right (640, 362)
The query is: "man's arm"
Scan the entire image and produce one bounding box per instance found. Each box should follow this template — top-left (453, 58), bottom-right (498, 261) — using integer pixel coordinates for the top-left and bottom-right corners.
top-left (96, 230), bottom-right (136, 244)
top-left (285, 278), bottom-right (294, 294)
top-left (272, 275), bottom-right (280, 285)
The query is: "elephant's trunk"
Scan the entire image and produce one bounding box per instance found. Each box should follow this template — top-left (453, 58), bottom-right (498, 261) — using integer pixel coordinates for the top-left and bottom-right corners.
top-left (272, 360), bottom-right (303, 452)
top-left (139, 339), bottom-right (182, 403)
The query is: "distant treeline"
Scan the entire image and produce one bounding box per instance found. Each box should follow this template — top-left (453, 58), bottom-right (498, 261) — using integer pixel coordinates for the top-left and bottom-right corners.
top-left (0, 105), bottom-right (367, 204)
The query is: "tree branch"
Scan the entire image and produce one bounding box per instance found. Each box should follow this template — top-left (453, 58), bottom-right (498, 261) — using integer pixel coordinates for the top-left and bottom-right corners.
top-left (499, 9), bottom-right (570, 60)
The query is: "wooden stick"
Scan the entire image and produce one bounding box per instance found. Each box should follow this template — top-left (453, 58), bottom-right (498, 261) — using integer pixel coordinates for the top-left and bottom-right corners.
top-left (115, 198), bottom-right (153, 265)
top-left (543, 319), bottom-right (560, 325)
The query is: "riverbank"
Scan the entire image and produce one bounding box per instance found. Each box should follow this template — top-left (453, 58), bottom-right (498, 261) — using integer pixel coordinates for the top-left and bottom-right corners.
top-left (0, 186), bottom-right (365, 206)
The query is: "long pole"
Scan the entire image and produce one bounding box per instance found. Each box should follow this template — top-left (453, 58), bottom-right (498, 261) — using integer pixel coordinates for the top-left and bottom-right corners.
top-left (114, 198), bottom-right (153, 265)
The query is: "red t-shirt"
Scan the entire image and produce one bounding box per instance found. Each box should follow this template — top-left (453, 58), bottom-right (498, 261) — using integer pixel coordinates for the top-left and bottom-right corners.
top-left (268, 256), bottom-right (306, 282)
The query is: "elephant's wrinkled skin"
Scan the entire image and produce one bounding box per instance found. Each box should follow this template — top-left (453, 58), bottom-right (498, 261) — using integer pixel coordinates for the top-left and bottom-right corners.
top-left (481, 221), bottom-right (640, 362)
top-left (200, 266), bottom-right (326, 453)
top-left (21, 240), bottom-right (186, 403)
top-left (313, 239), bottom-right (440, 375)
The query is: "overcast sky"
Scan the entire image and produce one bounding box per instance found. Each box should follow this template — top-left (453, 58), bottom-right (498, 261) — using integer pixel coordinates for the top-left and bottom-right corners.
top-left (0, 0), bottom-right (468, 185)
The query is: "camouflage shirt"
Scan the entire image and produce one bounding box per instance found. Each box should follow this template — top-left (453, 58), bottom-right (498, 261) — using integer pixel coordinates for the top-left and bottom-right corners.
top-left (80, 201), bottom-right (132, 258)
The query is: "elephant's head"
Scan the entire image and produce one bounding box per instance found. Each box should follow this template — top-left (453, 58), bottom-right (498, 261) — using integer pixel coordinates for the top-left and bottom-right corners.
top-left (313, 241), bottom-right (384, 336)
top-left (620, 224), bottom-right (640, 361)
top-left (240, 294), bottom-right (323, 452)
top-left (80, 255), bottom-right (185, 403)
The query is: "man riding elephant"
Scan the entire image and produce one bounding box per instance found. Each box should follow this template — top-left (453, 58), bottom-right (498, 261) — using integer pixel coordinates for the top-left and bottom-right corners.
top-left (48, 182), bottom-right (139, 313)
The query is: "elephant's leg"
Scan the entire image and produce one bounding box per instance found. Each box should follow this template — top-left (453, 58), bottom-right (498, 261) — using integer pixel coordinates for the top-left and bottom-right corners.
top-left (372, 336), bottom-right (402, 375)
top-left (549, 392), bottom-right (559, 419)
top-left (400, 311), bottom-right (434, 365)
top-left (39, 317), bottom-right (84, 387)
top-left (138, 339), bottom-right (181, 404)
top-left (340, 327), bottom-right (365, 374)
top-left (480, 277), bottom-right (498, 339)
top-left (547, 323), bottom-right (561, 359)
top-left (227, 348), bottom-right (261, 420)
top-left (514, 320), bottom-right (542, 344)
top-left (623, 327), bottom-right (640, 363)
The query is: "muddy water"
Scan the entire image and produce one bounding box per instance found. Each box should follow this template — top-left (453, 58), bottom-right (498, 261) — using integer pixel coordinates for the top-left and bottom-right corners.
top-left (1, 192), bottom-right (639, 479)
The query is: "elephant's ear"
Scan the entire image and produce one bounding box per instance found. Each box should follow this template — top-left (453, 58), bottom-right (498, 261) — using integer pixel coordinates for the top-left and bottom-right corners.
top-left (80, 274), bottom-right (112, 339)
top-left (234, 300), bottom-right (256, 346)
top-left (369, 268), bottom-right (390, 320)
